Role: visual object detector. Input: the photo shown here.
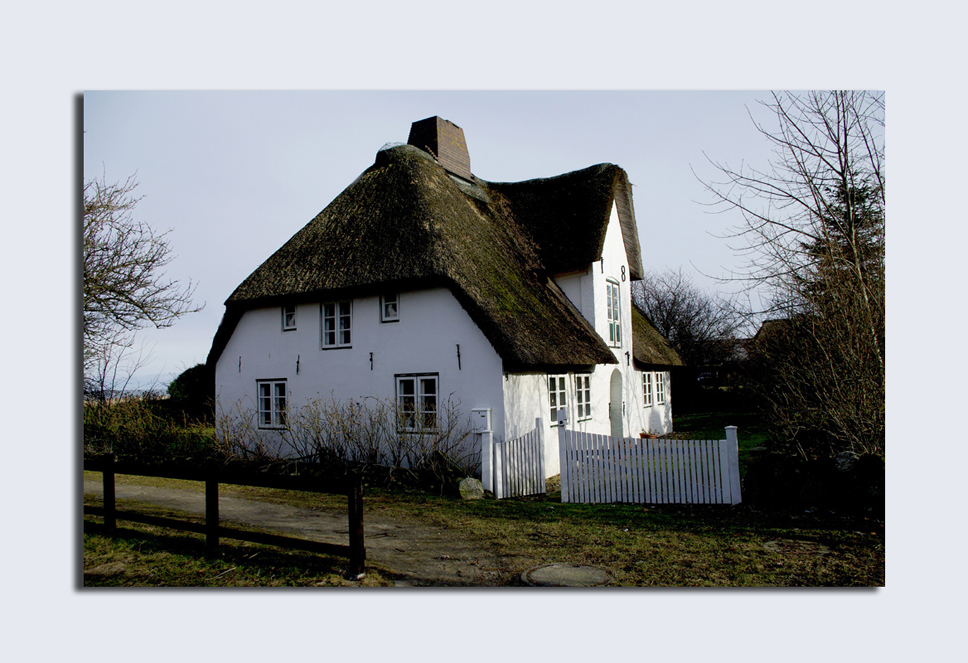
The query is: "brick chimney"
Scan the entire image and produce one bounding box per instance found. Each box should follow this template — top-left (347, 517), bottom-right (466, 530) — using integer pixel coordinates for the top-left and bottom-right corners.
top-left (407, 116), bottom-right (472, 181)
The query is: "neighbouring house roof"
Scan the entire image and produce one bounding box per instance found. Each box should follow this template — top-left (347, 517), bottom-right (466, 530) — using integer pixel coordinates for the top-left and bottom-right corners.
top-left (208, 118), bottom-right (651, 372)
top-left (752, 318), bottom-right (791, 343)
top-left (630, 304), bottom-right (684, 369)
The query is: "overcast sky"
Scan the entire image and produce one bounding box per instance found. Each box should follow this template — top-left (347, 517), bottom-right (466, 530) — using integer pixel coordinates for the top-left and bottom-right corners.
top-left (84, 90), bottom-right (787, 390)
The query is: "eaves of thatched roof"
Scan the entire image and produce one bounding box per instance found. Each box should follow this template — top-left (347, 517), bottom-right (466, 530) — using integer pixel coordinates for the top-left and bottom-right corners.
top-left (631, 303), bottom-right (684, 369)
top-left (208, 142), bottom-right (643, 371)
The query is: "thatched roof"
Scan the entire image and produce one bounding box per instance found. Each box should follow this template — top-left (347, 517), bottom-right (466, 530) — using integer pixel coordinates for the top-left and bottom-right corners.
top-left (209, 135), bottom-right (649, 372)
top-left (488, 165), bottom-right (643, 280)
top-left (631, 303), bottom-right (684, 368)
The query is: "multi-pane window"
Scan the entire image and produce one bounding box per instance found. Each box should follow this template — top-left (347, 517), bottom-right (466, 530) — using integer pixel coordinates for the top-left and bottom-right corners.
top-left (381, 294), bottom-right (399, 322)
top-left (643, 372), bottom-right (654, 407)
top-left (549, 374), bottom-right (568, 424)
top-left (257, 380), bottom-right (287, 428)
top-left (575, 374), bottom-right (592, 421)
top-left (282, 305), bottom-right (296, 331)
top-left (322, 301), bottom-right (352, 347)
top-left (656, 372), bottom-right (667, 404)
top-left (606, 280), bottom-right (622, 347)
top-left (396, 374), bottom-right (438, 431)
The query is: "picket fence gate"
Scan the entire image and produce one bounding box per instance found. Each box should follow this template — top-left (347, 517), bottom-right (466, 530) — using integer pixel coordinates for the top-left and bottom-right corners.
top-left (490, 418), bottom-right (546, 499)
top-left (556, 410), bottom-right (741, 505)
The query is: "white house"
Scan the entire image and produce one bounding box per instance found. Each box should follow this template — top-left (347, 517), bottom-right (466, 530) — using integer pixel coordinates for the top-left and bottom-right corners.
top-left (208, 116), bottom-right (682, 478)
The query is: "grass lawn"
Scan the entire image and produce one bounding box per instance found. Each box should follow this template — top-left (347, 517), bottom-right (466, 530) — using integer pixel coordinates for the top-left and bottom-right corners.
top-left (84, 471), bottom-right (884, 587)
top-left (83, 402), bottom-right (883, 587)
top-left (83, 520), bottom-right (399, 587)
top-left (670, 408), bottom-right (771, 472)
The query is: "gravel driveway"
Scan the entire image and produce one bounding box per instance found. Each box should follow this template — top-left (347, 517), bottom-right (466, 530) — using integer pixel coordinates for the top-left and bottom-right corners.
top-left (83, 478), bottom-right (524, 586)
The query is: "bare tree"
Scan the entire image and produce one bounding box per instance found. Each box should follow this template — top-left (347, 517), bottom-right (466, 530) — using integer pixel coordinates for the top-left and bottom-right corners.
top-left (701, 91), bottom-right (884, 458)
top-left (632, 268), bottom-right (743, 369)
top-left (83, 173), bottom-right (201, 396)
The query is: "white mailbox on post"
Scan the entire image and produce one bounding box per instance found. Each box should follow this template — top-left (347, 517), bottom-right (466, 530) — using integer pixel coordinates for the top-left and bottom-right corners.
top-left (471, 408), bottom-right (492, 432)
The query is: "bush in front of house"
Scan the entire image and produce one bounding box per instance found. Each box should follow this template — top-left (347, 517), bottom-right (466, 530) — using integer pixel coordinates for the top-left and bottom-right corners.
top-left (84, 393), bottom-right (215, 465)
top-left (214, 395), bottom-right (481, 495)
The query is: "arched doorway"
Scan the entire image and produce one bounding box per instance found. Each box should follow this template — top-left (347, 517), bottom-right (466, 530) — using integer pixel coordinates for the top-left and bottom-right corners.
top-left (609, 369), bottom-right (623, 439)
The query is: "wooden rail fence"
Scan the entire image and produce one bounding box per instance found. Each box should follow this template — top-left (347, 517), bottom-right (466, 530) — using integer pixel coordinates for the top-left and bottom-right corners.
top-left (83, 454), bottom-right (365, 578)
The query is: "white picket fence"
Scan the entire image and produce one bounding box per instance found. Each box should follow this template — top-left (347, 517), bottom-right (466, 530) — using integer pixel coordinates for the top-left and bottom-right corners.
top-left (557, 413), bottom-right (741, 505)
top-left (492, 420), bottom-right (546, 499)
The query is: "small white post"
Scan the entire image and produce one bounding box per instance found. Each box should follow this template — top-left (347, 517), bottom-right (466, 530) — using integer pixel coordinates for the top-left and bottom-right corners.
top-left (725, 426), bottom-right (742, 505)
top-left (556, 407), bottom-right (569, 503)
top-left (493, 437), bottom-right (504, 499)
top-left (472, 408), bottom-right (493, 493)
top-left (535, 418), bottom-right (545, 491)
top-left (481, 430), bottom-right (494, 493)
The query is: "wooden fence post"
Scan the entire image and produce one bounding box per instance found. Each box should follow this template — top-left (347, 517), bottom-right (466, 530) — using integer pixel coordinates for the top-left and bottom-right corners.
top-left (102, 453), bottom-right (116, 532)
top-left (205, 469), bottom-right (220, 552)
top-left (347, 476), bottom-right (365, 579)
top-left (725, 426), bottom-right (742, 505)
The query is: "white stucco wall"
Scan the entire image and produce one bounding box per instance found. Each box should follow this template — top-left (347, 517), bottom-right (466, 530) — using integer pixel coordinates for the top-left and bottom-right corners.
top-left (509, 202), bottom-right (675, 478)
top-left (502, 372), bottom-right (555, 473)
top-left (627, 369), bottom-right (674, 435)
top-left (215, 287), bottom-right (506, 460)
top-left (215, 203), bottom-right (674, 481)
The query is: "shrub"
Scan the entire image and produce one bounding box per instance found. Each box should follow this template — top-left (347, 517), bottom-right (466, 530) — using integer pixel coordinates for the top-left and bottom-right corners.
top-left (214, 394), bottom-right (480, 494)
top-left (84, 393), bottom-right (214, 464)
top-left (167, 363), bottom-right (215, 423)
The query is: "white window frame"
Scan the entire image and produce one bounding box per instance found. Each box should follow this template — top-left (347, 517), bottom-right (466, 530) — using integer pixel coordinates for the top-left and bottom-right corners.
top-left (381, 294), bottom-right (400, 323)
top-left (282, 305), bottom-right (297, 331)
top-left (656, 372), bottom-right (667, 405)
top-left (549, 374), bottom-right (568, 425)
top-left (606, 279), bottom-right (622, 347)
top-left (575, 374), bottom-right (592, 421)
top-left (643, 372), bottom-right (654, 407)
top-left (396, 373), bottom-right (439, 432)
top-left (257, 379), bottom-right (288, 429)
top-left (321, 301), bottom-right (352, 348)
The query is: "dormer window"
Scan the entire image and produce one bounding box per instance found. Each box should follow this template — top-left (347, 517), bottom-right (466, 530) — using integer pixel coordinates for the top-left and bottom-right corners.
top-left (282, 305), bottom-right (296, 331)
top-left (381, 294), bottom-right (399, 322)
top-left (606, 280), bottom-right (622, 347)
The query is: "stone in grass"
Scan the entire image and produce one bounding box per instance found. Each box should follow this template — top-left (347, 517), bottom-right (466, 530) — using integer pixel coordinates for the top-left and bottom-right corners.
top-left (458, 477), bottom-right (485, 500)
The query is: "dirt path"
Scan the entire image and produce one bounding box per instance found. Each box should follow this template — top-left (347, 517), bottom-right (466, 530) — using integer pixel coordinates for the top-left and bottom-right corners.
top-left (83, 479), bottom-right (525, 586)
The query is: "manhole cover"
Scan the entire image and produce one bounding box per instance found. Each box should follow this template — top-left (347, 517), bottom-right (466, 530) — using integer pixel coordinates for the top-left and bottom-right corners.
top-left (762, 539), bottom-right (831, 555)
top-left (522, 563), bottom-right (611, 587)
